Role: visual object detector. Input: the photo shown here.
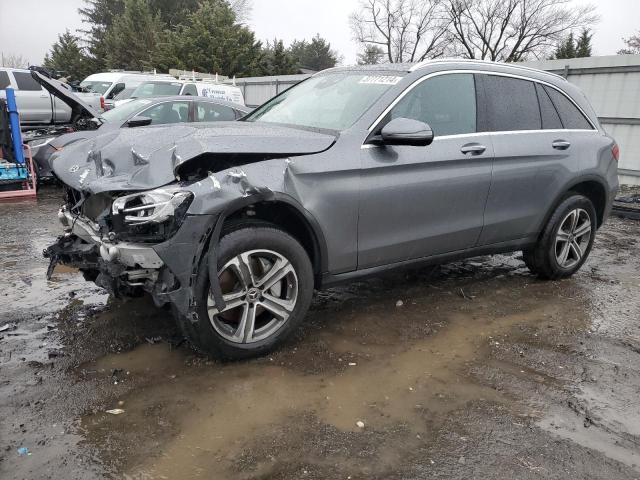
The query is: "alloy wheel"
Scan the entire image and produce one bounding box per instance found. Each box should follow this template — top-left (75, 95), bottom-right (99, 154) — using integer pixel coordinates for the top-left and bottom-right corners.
top-left (554, 208), bottom-right (592, 269)
top-left (207, 249), bottom-right (298, 344)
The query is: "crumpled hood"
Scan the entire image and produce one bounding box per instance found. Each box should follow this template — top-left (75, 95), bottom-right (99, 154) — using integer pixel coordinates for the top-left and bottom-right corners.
top-left (51, 122), bottom-right (336, 193)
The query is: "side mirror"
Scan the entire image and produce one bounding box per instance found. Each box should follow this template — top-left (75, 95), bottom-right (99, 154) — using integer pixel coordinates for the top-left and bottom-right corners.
top-left (379, 117), bottom-right (434, 146)
top-left (126, 115), bottom-right (152, 128)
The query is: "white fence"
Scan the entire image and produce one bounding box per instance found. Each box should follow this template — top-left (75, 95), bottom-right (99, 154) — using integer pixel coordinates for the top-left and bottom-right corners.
top-left (227, 55), bottom-right (640, 184)
top-left (523, 55), bottom-right (640, 185)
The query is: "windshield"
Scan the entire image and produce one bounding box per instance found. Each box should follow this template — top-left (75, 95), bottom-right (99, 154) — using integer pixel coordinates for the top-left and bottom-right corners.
top-left (80, 81), bottom-right (113, 95)
top-left (100, 98), bottom-right (154, 123)
top-left (131, 81), bottom-right (183, 98)
top-left (245, 72), bottom-right (404, 131)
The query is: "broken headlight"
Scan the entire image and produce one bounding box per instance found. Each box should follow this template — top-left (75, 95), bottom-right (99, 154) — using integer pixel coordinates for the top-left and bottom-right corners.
top-left (111, 188), bottom-right (193, 242)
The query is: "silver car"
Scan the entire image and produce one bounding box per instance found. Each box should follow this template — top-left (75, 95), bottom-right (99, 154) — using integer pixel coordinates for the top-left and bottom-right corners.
top-left (45, 60), bottom-right (619, 359)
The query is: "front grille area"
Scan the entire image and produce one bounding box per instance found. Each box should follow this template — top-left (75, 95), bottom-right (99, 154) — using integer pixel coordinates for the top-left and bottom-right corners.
top-left (64, 187), bottom-right (115, 223)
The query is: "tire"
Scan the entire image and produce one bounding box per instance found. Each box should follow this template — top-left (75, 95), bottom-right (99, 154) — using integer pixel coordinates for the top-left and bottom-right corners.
top-left (523, 194), bottom-right (597, 280)
top-left (179, 224), bottom-right (314, 360)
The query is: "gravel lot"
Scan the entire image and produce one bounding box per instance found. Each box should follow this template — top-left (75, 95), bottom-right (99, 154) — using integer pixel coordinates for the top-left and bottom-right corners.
top-left (1, 187), bottom-right (639, 479)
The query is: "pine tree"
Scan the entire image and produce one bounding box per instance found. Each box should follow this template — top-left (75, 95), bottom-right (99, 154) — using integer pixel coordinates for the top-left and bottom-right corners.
top-left (264, 39), bottom-right (297, 75)
top-left (575, 29), bottom-right (593, 58)
top-left (289, 35), bottom-right (338, 71)
top-left (357, 45), bottom-right (385, 65)
top-left (553, 32), bottom-right (576, 59)
top-left (78, 0), bottom-right (125, 72)
top-left (43, 30), bottom-right (91, 81)
top-left (153, 0), bottom-right (266, 77)
top-left (103, 0), bottom-right (164, 71)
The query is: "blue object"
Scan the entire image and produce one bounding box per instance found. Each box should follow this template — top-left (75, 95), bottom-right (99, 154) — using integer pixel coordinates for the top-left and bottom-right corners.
top-left (5, 87), bottom-right (25, 165)
top-left (0, 162), bottom-right (28, 180)
top-left (17, 447), bottom-right (29, 456)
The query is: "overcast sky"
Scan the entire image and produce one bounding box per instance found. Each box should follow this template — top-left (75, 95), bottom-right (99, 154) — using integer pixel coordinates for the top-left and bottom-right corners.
top-left (1, 0), bottom-right (638, 68)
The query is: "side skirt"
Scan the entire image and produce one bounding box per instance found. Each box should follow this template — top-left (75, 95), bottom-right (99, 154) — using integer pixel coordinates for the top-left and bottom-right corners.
top-left (319, 237), bottom-right (536, 288)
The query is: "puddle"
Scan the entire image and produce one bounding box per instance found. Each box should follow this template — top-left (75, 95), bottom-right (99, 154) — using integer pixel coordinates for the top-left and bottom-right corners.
top-left (79, 273), bottom-right (591, 478)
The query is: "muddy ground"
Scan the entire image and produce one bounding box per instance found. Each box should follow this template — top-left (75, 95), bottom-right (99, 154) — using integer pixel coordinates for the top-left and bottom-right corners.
top-left (1, 187), bottom-right (639, 480)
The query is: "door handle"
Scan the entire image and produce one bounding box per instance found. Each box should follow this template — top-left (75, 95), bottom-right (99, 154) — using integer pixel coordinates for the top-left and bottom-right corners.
top-left (552, 140), bottom-right (571, 150)
top-left (461, 144), bottom-right (486, 155)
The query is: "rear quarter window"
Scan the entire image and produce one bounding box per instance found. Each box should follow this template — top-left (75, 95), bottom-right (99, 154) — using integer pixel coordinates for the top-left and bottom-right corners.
top-left (0, 71), bottom-right (10, 89)
top-left (13, 72), bottom-right (43, 91)
top-left (543, 85), bottom-right (593, 130)
top-left (535, 83), bottom-right (563, 130)
top-left (481, 75), bottom-right (541, 132)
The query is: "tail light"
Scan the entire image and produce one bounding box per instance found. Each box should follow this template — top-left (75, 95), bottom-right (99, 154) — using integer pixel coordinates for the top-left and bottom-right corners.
top-left (611, 143), bottom-right (619, 162)
top-left (100, 96), bottom-right (105, 110)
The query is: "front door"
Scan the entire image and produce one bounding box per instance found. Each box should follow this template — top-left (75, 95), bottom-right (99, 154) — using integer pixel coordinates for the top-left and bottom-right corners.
top-left (358, 73), bottom-right (493, 269)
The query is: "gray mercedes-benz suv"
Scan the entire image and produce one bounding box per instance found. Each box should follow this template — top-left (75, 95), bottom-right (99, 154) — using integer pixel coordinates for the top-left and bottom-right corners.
top-left (45, 60), bottom-right (619, 359)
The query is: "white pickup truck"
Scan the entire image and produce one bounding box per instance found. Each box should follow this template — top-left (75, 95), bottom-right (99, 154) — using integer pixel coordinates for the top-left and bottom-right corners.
top-left (0, 67), bottom-right (102, 126)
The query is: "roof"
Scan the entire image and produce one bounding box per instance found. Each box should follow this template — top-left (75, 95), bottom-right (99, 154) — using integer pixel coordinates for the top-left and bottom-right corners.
top-left (82, 72), bottom-right (175, 82)
top-left (314, 59), bottom-right (566, 82)
top-left (408, 58), bottom-right (566, 81)
top-left (136, 95), bottom-right (249, 111)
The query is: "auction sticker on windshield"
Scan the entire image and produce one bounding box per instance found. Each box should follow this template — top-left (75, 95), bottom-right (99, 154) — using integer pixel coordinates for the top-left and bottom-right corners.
top-left (359, 76), bottom-right (403, 85)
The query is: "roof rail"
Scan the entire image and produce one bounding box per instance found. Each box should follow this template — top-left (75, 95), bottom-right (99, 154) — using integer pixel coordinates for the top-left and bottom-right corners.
top-left (409, 58), bottom-right (567, 81)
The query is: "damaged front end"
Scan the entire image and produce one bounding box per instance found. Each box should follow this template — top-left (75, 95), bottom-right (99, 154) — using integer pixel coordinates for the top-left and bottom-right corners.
top-left (44, 185), bottom-right (206, 306)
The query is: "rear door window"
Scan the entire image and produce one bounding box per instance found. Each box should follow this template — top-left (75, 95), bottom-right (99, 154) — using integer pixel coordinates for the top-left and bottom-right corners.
top-left (535, 83), bottom-right (563, 129)
top-left (13, 72), bottom-right (43, 91)
top-left (140, 101), bottom-right (190, 125)
top-left (196, 102), bottom-right (237, 122)
top-left (481, 75), bottom-right (541, 132)
top-left (543, 85), bottom-right (593, 130)
top-left (389, 73), bottom-right (476, 137)
top-left (0, 71), bottom-right (11, 89)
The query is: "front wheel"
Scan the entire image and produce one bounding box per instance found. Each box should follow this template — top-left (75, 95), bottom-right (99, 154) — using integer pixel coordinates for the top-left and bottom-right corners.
top-left (523, 194), bottom-right (597, 280)
top-left (183, 224), bottom-right (314, 359)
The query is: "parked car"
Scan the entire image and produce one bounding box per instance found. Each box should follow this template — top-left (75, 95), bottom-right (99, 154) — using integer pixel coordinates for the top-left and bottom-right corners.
top-left (44, 60), bottom-right (619, 359)
top-left (114, 80), bottom-right (245, 108)
top-left (29, 90), bottom-right (249, 180)
top-left (80, 72), bottom-right (176, 110)
top-left (0, 67), bottom-right (101, 125)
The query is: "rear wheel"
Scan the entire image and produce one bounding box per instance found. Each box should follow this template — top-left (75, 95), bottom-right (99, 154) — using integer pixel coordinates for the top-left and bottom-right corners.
top-left (183, 224), bottom-right (314, 359)
top-left (523, 194), bottom-right (597, 280)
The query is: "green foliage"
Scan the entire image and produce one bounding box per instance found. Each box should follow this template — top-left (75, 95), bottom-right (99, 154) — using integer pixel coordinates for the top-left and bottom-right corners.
top-left (262, 39), bottom-right (298, 75)
top-left (289, 35), bottom-right (339, 71)
top-left (43, 30), bottom-right (92, 81)
top-left (554, 32), bottom-right (576, 59)
top-left (56, 0), bottom-right (341, 78)
top-left (153, 0), bottom-right (266, 76)
top-left (103, 0), bottom-right (164, 71)
top-left (554, 29), bottom-right (593, 59)
top-left (78, 0), bottom-right (125, 72)
top-left (357, 45), bottom-right (384, 65)
top-left (576, 29), bottom-right (593, 58)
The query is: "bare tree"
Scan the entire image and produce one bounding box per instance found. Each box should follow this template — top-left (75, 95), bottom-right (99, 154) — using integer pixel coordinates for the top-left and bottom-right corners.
top-left (350, 0), bottom-right (451, 63)
top-left (446, 0), bottom-right (598, 62)
top-left (618, 31), bottom-right (640, 55)
top-left (0, 53), bottom-right (28, 68)
top-left (229, 0), bottom-right (253, 24)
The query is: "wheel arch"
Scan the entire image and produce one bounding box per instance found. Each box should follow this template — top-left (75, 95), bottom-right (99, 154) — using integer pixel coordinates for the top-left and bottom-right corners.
top-left (541, 175), bottom-right (608, 235)
top-left (212, 193), bottom-right (328, 287)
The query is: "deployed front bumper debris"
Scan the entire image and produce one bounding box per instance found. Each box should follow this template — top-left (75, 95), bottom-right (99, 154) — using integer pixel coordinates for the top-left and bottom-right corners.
top-left (44, 207), bottom-right (165, 296)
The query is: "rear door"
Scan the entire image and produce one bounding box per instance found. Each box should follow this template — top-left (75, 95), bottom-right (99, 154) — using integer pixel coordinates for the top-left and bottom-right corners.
top-left (11, 71), bottom-right (53, 124)
top-left (476, 74), bottom-right (583, 245)
top-left (194, 101), bottom-right (237, 122)
top-left (358, 72), bottom-right (494, 268)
